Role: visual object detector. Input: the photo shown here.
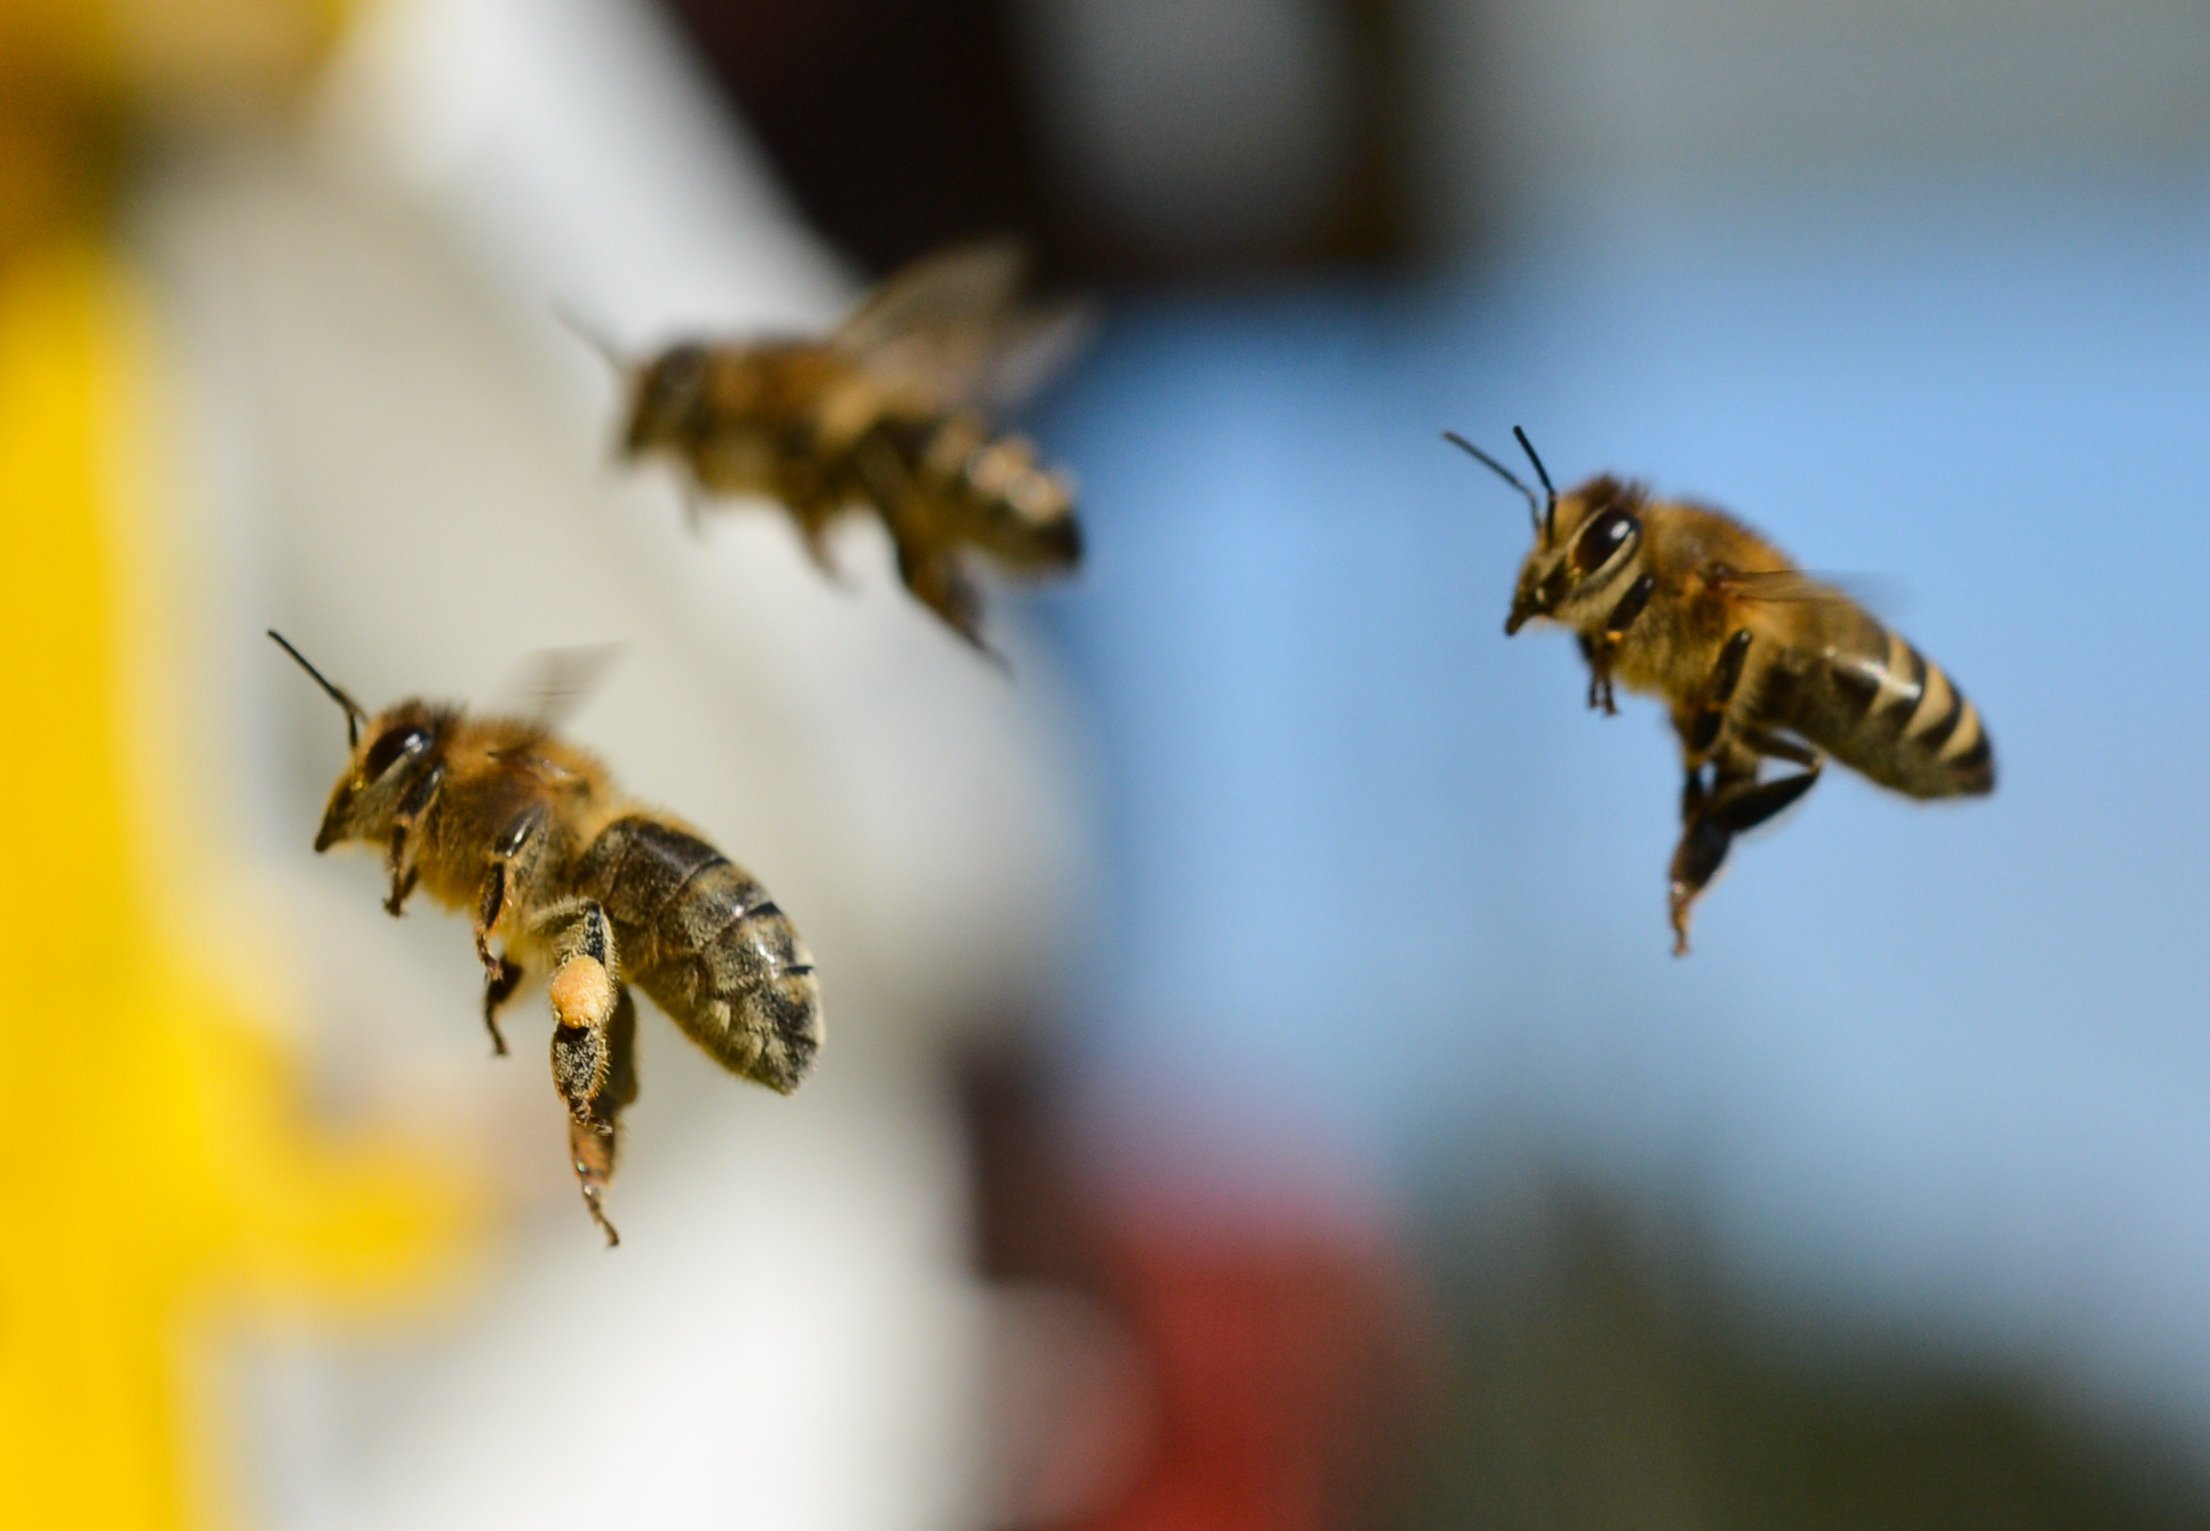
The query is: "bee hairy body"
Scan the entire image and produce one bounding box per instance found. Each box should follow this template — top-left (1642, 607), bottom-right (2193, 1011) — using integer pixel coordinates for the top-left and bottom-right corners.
top-left (659, 341), bottom-right (1081, 575)
top-left (571, 816), bottom-right (818, 1094)
top-left (1583, 500), bottom-right (1993, 801)
top-left (1462, 431), bottom-right (1995, 953)
top-left (274, 634), bottom-right (821, 1244)
top-left (1753, 603), bottom-right (1993, 800)
top-left (615, 242), bottom-right (1083, 654)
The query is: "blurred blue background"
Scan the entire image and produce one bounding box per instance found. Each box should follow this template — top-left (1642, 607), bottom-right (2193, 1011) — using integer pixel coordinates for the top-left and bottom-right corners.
top-left (1044, 176), bottom-right (2210, 1422)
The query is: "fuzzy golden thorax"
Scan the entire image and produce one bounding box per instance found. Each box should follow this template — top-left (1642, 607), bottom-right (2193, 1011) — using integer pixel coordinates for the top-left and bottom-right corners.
top-left (313, 705), bottom-right (620, 915)
top-left (622, 341), bottom-right (871, 460)
top-left (1501, 475), bottom-right (1808, 713)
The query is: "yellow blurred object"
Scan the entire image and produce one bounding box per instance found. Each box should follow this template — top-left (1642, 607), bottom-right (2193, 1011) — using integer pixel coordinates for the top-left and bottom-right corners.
top-left (0, 0), bottom-right (353, 264)
top-left (0, 240), bottom-right (481, 1528)
top-left (0, 0), bottom-right (351, 108)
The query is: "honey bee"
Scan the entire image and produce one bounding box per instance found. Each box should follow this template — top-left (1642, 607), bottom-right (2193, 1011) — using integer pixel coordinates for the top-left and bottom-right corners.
top-left (1448, 428), bottom-right (1995, 954)
top-left (602, 241), bottom-right (1084, 656)
top-left (269, 632), bottom-right (822, 1245)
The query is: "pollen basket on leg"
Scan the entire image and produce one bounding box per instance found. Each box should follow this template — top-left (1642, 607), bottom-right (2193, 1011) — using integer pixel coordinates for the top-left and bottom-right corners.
top-left (549, 961), bottom-right (617, 1031)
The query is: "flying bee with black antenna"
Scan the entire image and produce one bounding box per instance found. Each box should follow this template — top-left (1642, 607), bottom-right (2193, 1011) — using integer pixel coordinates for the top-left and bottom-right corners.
top-left (587, 241), bottom-right (1085, 658)
top-left (1447, 427), bottom-right (1995, 954)
top-left (269, 631), bottom-right (822, 1244)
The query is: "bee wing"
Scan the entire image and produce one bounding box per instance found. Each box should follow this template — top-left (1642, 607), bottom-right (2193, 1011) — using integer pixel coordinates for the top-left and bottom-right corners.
top-left (832, 241), bottom-right (1090, 409)
top-left (510, 643), bottom-right (623, 731)
top-left (1718, 569), bottom-right (1905, 615)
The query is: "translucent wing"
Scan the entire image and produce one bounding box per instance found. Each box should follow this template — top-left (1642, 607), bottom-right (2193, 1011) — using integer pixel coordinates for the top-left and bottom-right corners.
top-left (511, 643), bottom-right (622, 731)
top-left (832, 240), bottom-right (1090, 409)
top-left (836, 241), bottom-right (1028, 355)
top-left (1716, 569), bottom-right (1902, 615)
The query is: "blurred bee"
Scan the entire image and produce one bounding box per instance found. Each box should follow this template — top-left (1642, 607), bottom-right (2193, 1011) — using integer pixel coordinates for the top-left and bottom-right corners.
top-left (597, 241), bottom-right (1084, 657)
top-left (269, 631), bottom-right (822, 1245)
top-left (1448, 428), bottom-right (1995, 954)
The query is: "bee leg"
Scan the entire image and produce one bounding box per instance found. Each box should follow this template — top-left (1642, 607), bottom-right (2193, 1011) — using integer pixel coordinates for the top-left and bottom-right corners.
top-left (566, 987), bottom-right (639, 1250)
top-left (896, 542), bottom-right (1007, 669)
top-left (382, 762), bottom-right (444, 915)
top-left (1739, 726), bottom-right (1821, 771)
top-left (802, 525), bottom-right (840, 583)
top-left (1667, 753), bottom-right (1822, 956)
top-left (481, 956), bottom-right (523, 1057)
top-left (473, 864), bottom-right (507, 979)
top-left (1578, 636), bottom-right (1615, 714)
top-left (1668, 810), bottom-right (1734, 956)
top-left (859, 432), bottom-right (1009, 665)
top-left (1712, 767), bottom-right (1821, 835)
top-left (681, 482), bottom-right (711, 538)
top-left (792, 506), bottom-right (856, 589)
top-left (535, 897), bottom-right (627, 1246)
top-left (1667, 747), bottom-right (1758, 957)
top-left (1680, 764), bottom-right (1708, 823)
top-left (471, 807), bottom-right (547, 1050)
top-left (1682, 629), bottom-right (1755, 766)
top-left (383, 829), bottom-right (418, 916)
top-left (1587, 572), bottom-right (1657, 716)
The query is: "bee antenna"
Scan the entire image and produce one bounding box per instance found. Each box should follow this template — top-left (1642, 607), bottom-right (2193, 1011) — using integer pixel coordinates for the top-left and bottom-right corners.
top-left (553, 305), bottom-right (626, 374)
top-left (1443, 430), bottom-right (1545, 535)
top-left (268, 630), bottom-right (366, 748)
top-left (1512, 425), bottom-right (1559, 542)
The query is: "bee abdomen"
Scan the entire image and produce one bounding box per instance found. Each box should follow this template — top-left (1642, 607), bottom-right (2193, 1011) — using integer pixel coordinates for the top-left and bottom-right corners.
top-left (1766, 627), bottom-right (1994, 799)
top-left (575, 816), bottom-right (822, 1093)
top-left (871, 415), bottom-right (1081, 568)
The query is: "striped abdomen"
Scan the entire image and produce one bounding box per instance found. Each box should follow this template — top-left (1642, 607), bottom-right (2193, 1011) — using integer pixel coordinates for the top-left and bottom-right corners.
top-left (859, 413), bottom-right (1081, 570)
top-left (1761, 617), bottom-right (1994, 799)
top-left (573, 816), bottom-right (822, 1093)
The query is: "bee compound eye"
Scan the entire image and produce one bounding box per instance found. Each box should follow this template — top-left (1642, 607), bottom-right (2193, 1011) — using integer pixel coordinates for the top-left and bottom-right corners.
top-left (363, 725), bottom-right (428, 779)
top-left (1574, 508), bottom-right (1638, 574)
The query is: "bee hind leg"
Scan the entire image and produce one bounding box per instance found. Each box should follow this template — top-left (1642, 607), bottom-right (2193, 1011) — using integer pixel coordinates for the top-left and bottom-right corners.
top-left (1667, 756), bottom-right (1822, 956)
top-left (896, 542), bottom-right (1007, 669)
top-left (792, 504), bottom-right (857, 589)
top-left (534, 897), bottom-right (631, 1246)
top-left (566, 988), bottom-right (639, 1250)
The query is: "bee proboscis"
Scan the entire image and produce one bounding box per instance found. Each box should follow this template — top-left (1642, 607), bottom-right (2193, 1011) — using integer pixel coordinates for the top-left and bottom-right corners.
top-left (1449, 428), bottom-right (1995, 954)
top-left (270, 631), bottom-right (822, 1244)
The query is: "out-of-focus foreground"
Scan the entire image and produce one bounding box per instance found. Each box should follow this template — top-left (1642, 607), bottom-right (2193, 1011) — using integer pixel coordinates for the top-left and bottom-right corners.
top-left (10, 1), bottom-right (2210, 1528)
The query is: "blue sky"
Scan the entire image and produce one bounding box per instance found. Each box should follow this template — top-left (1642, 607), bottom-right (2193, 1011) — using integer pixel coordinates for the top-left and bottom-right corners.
top-left (1035, 173), bottom-right (2210, 1424)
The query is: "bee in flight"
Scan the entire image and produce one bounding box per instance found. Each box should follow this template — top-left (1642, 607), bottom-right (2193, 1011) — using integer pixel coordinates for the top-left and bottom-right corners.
top-left (269, 632), bottom-right (822, 1244)
top-left (595, 241), bottom-right (1085, 658)
top-left (1447, 428), bottom-right (1995, 954)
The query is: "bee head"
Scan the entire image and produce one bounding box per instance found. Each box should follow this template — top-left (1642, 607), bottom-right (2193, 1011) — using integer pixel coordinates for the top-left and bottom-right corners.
top-left (1444, 432), bottom-right (1643, 635)
top-left (268, 633), bottom-right (447, 854)
top-left (1503, 477), bottom-right (1645, 634)
top-left (312, 700), bottom-right (447, 853)
top-left (624, 343), bottom-right (714, 456)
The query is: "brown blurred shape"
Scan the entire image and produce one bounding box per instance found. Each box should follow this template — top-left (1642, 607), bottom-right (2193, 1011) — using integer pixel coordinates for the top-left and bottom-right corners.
top-left (655, 0), bottom-right (1414, 280)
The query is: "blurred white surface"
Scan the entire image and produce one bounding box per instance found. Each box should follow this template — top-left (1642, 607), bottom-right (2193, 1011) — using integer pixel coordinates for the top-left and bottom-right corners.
top-left (137, 0), bottom-right (1089, 1525)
